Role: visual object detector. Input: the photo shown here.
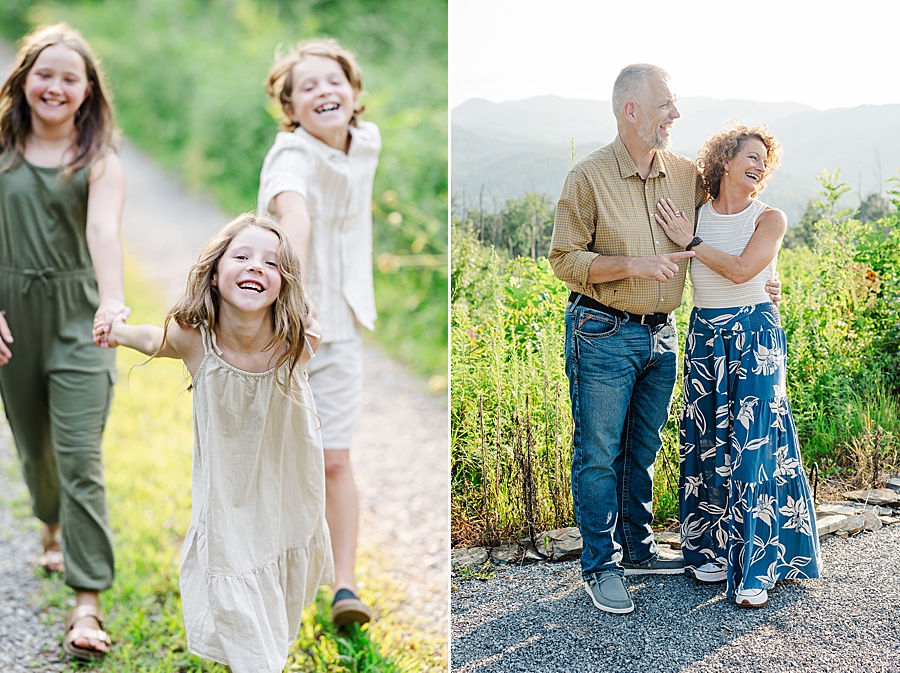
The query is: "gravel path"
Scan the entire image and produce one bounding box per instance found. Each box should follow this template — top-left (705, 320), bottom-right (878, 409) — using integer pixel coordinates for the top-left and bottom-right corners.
top-left (0, 37), bottom-right (447, 669)
top-left (451, 527), bottom-right (900, 672)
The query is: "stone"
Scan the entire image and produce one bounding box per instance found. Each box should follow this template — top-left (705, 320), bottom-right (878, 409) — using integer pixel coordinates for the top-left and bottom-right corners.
top-left (451, 547), bottom-right (488, 572)
top-left (843, 488), bottom-right (900, 506)
top-left (878, 516), bottom-right (900, 526)
top-left (655, 530), bottom-right (681, 550)
top-left (817, 503), bottom-right (865, 517)
top-left (840, 514), bottom-right (866, 535)
top-left (519, 527), bottom-right (583, 562)
top-left (521, 547), bottom-right (543, 564)
top-left (490, 544), bottom-right (521, 565)
top-left (887, 477), bottom-right (900, 493)
top-left (861, 508), bottom-right (882, 532)
top-left (816, 514), bottom-right (847, 537)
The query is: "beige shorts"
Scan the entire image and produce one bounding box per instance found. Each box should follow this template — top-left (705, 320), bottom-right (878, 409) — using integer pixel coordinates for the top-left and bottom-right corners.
top-left (306, 330), bottom-right (364, 449)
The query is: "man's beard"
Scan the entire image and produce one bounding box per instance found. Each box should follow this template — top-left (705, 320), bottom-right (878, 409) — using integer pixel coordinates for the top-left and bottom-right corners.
top-left (638, 116), bottom-right (670, 151)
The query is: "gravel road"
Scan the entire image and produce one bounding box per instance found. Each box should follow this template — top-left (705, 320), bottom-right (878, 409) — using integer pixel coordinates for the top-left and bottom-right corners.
top-left (0, 37), bottom-right (447, 670)
top-left (451, 527), bottom-right (900, 672)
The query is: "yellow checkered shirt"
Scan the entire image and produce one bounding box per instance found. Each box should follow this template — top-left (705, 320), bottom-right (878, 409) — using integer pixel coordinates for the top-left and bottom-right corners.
top-left (549, 135), bottom-right (706, 315)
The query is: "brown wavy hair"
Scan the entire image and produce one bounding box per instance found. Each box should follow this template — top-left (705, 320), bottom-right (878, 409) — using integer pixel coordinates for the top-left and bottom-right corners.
top-left (697, 124), bottom-right (782, 200)
top-left (0, 23), bottom-right (119, 174)
top-left (162, 213), bottom-right (312, 395)
top-left (264, 38), bottom-right (365, 132)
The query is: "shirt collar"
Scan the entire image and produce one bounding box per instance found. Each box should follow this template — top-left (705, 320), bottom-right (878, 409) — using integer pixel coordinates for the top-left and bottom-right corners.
top-left (294, 125), bottom-right (356, 159)
top-left (613, 134), bottom-right (668, 179)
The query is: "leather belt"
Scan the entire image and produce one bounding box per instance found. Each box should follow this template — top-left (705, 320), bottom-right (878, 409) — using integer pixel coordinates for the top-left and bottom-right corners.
top-left (569, 292), bottom-right (670, 327)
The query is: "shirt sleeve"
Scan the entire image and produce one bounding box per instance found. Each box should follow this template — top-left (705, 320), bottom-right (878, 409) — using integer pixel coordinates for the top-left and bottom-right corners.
top-left (259, 133), bottom-right (310, 215)
top-left (693, 162), bottom-right (708, 209)
top-left (548, 167), bottom-right (599, 285)
top-left (358, 121), bottom-right (382, 155)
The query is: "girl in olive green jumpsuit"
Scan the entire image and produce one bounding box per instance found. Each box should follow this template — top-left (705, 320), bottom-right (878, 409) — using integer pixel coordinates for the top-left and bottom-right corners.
top-left (0, 24), bottom-right (126, 661)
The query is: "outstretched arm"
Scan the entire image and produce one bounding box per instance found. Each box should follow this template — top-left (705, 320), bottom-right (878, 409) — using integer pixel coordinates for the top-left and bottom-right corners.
top-left (87, 153), bottom-right (129, 346)
top-left (272, 191), bottom-right (312, 271)
top-left (93, 315), bottom-right (171, 357)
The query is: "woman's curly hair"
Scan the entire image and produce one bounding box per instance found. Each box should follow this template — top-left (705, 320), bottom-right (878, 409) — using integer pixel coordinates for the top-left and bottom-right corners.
top-left (697, 124), bottom-right (782, 200)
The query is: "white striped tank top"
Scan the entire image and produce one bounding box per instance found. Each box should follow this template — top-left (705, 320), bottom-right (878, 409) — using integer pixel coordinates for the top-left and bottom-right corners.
top-left (690, 199), bottom-right (775, 309)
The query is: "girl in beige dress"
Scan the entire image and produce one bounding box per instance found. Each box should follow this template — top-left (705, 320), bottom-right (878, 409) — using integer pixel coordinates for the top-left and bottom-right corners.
top-left (94, 213), bottom-right (332, 673)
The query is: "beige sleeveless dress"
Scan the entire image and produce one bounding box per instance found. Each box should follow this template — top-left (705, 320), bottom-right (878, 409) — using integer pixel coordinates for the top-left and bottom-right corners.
top-left (180, 326), bottom-right (333, 672)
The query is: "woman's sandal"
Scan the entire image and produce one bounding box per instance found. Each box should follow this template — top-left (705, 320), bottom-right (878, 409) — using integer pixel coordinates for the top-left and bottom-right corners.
top-left (64, 604), bottom-right (111, 662)
top-left (39, 526), bottom-right (65, 575)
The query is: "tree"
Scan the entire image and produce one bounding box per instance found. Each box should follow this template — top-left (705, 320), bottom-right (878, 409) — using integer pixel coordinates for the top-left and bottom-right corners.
top-left (501, 192), bottom-right (555, 260)
top-left (782, 198), bottom-right (824, 250)
top-left (857, 192), bottom-right (894, 224)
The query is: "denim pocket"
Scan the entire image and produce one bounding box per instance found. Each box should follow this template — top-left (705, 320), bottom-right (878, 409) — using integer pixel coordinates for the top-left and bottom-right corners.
top-left (574, 309), bottom-right (619, 340)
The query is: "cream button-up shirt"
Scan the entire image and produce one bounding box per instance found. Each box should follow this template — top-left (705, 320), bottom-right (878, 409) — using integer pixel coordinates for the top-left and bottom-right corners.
top-left (258, 121), bottom-right (381, 342)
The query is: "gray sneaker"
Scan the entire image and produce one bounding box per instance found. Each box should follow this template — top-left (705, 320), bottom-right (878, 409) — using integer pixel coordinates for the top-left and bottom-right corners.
top-left (622, 548), bottom-right (684, 575)
top-left (583, 571), bottom-right (634, 614)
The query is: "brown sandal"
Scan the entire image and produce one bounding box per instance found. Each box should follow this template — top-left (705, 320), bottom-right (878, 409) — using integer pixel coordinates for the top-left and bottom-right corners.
top-left (39, 526), bottom-right (65, 575)
top-left (64, 604), bottom-right (111, 662)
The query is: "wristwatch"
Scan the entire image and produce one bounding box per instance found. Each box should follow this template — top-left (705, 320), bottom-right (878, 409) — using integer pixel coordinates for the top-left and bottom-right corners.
top-left (685, 236), bottom-right (703, 252)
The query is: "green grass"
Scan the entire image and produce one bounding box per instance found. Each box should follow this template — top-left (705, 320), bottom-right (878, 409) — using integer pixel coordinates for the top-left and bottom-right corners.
top-left (1, 255), bottom-right (445, 671)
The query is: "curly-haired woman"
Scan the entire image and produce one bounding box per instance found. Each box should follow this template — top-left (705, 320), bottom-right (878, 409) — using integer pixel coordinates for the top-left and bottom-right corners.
top-left (654, 125), bottom-right (821, 608)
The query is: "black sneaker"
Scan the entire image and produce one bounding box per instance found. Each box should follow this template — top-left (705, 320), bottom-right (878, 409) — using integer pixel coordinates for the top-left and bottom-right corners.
top-left (583, 571), bottom-right (634, 614)
top-left (331, 588), bottom-right (374, 626)
top-left (622, 548), bottom-right (684, 575)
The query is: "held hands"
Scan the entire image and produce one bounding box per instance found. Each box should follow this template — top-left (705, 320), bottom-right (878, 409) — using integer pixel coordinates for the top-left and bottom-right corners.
top-left (92, 304), bottom-right (130, 349)
top-left (655, 198), bottom-right (694, 248)
top-left (0, 311), bottom-right (12, 365)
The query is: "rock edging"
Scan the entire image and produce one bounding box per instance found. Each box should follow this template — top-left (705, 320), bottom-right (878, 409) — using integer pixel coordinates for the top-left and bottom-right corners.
top-left (452, 484), bottom-right (900, 574)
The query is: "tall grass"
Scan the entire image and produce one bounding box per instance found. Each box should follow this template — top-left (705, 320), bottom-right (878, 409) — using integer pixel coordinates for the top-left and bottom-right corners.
top-left (452, 172), bottom-right (900, 547)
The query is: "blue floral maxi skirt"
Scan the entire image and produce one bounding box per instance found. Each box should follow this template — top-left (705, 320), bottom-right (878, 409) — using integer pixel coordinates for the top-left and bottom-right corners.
top-left (679, 303), bottom-right (822, 596)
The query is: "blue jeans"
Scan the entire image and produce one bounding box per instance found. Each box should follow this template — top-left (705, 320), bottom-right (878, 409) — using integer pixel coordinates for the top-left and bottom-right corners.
top-left (564, 303), bottom-right (678, 579)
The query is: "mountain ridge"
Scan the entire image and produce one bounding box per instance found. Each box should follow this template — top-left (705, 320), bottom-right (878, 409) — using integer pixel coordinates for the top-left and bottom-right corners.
top-left (452, 96), bottom-right (900, 222)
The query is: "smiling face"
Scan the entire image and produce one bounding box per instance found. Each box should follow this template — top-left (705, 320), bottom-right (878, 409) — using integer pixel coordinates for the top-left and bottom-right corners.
top-left (634, 75), bottom-right (680, 151)
top-left (724, 137), bottom-right (768, 196)
top-left (22, 43), bottom-right (91, 130)
top-left (212, 226), bottom-right (283, 317)
top-left (284, 55), bottom-right (359, 150)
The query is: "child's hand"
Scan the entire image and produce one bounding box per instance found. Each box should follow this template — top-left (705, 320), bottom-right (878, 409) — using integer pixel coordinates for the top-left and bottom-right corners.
top-left (93, 307), bottom-right (130, 349)
top-left (0, 311), bottom-right (13, 365)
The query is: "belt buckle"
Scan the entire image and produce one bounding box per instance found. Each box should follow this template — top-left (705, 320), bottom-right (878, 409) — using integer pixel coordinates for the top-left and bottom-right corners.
top-left (639, 314), bottom-right (649, 326)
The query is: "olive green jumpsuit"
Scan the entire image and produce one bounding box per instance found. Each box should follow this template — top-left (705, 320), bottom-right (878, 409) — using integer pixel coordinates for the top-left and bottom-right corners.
top-left (0, 159), bottom-right (116, 592)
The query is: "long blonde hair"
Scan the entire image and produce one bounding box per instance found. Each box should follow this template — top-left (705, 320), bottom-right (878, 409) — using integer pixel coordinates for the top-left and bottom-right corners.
top-left (163, 213), bottom-right (311, 394)
top-left (0, 23), bottom-right (119, 174)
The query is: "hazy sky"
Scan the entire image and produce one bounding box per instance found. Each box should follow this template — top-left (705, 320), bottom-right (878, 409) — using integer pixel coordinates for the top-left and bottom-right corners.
top-left (450, 0), bottom-right (898, 110)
